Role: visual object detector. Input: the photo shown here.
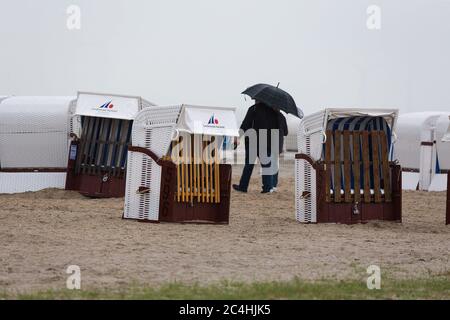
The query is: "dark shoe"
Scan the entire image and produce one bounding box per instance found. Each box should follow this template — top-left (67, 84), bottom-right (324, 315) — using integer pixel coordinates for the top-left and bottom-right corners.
top-left (232, 184), bottom-right (247, 193)
top-left (261, 189), bottom-right (274, 194)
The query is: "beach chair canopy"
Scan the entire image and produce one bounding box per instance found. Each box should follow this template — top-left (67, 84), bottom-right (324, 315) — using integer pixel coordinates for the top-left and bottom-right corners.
top-left (299, 108), bottom-right (398, 161)
top-left (74, 92), bottom-right (155, 120)
top-left (175, 105), bottom-right (239, 137)
top-left (65, 92), bottom-right (155, 198)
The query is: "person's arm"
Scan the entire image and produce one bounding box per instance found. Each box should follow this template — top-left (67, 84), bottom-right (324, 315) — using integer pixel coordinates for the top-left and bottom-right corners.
top-left (240, 106), bottom-right (255, 132)
top-left (234, 106), bottom-right (255, 148)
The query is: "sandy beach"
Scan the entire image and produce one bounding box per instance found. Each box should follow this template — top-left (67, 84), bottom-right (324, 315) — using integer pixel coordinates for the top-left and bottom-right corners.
top-left (0, 160), bottom-right (449, 294)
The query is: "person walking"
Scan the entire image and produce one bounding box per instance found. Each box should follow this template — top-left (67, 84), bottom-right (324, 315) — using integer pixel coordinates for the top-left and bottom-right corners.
top-left (233, 101), bottom-right (280, 193)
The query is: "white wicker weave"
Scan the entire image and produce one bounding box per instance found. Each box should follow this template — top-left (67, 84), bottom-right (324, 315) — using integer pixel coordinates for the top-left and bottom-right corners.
top-left (295, 112), bottom-right (325, 223)
top-left (0, 96), bottom-right (75, 169)
top-left (124, 106), bottom-right (182, 221)
top-left (0, 172), bottom-right (66, 194)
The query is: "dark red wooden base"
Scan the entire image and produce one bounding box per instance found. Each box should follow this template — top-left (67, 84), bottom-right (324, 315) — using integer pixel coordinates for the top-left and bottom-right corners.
top-left (65, 172), bottom-right (125, 198)
top-left (296, 153), bottom-right (402, 224)
top-left (65, 141), bottom-right (126, 198)
top-left (157, 161), bottom-right (231, 224)
top-left (316, 202), bottom-right (401, 224)
top-left (446, 172), bottom-right (449, 225)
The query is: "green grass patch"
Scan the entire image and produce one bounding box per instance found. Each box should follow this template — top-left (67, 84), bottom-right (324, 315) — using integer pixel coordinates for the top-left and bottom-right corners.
top-left (2, 277), bottom-right (449, 300)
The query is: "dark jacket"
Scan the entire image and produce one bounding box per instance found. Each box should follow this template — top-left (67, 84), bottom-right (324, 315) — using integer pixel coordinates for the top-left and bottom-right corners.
top-left (240, 102), bottom-right (280, 156)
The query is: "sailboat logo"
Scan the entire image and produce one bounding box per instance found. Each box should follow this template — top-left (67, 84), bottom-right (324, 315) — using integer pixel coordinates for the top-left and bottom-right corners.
top-left (99, 101), bottom-right (114, 109)
top-left (208, 114), bottom-right (219, 125)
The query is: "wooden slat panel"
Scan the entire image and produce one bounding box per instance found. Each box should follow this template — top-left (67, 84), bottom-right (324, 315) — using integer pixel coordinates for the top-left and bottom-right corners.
top-left (76, 116), bottom-right (91, 174)
top-left (343, 131), bottom-right (352, 203)
top-left (181, 137), bottom-right (185, 202)
top-left (121, 121), bottom-right (131, 170)
top-left (189, 137), bottom-right (193, 202)
top-left (215, 145), bottom-right (220, 203)
top-left (176, 139), bottom-right (181, 202)
top-left (352, 131), bottom-right (361, 203)
top-left (325, 130), bottom-right (333, 202)
top-left (201, 139), bottom-right (205, 202)
top-left (333, 131), bottom-right (342, 203)
top-left (210, 140), bottom-right (214, 203)
top-left (207, 137), bottom-right (213, 202)
top-left (87, 117), bottom-right (100, 175)
top-left (379, 131), bottom-right (392, 202)
top-left (205, 138), bottom-right (210, 203)
top-left (361, 131), bottom-right (371, 203)
top-left (371, 131), bottom-right (382, 203)
top-left (185, 136), bottom-right (189, 202)
top-left (196, 136), bottom-right (201, 202)
top-left (80, 116), bottom-right (95, 174)
top-left (115, 120), bottom-right (129, 175)
top-left (193, 135), bottom-right (197, 199)
top-left (106, 119), bottom-right (119, 172)
top-left (209, 140), bottom-right (214, 203)
top-left (112, 120), bottom-right (124, 176)
top-left (95, 118), bottom-right (107, 168)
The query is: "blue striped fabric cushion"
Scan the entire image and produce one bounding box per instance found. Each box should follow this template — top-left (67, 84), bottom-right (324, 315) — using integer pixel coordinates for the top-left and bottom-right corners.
top-left (323, 116), bottom-right (392, 192)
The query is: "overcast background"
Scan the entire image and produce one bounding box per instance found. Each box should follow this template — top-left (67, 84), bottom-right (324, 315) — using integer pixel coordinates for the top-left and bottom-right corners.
top-left (0, 0), bottom-right (449, 121)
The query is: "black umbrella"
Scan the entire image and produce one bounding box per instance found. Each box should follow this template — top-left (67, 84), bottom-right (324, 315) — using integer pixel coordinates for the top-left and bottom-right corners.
top-left (242, 83), bottom-right (303, 118)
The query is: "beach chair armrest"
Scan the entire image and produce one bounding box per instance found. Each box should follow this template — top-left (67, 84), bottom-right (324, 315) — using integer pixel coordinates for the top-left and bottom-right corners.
top-left (295, 153), bottom-right (321, 170)
top-left (128, 145), bottom-right (174, 168)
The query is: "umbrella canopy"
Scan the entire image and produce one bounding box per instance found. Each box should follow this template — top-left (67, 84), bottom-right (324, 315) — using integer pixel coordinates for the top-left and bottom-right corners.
top-left (242, 83), bottom-right (303, 118)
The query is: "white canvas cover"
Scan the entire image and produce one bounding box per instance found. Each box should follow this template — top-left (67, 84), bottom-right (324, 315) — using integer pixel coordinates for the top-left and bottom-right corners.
top-left (442, 118), bottom-right (450, 143)
top-left (436, 114), bottom-right (450, 170)
top-left (393, 112), bottom-right (449, 191)
top-left (75, 92), bottom-right (155, 120)
top-left (395, 112), bottom-right (446, 171)
top-left (428, 174), bottom-right (448, 192)
top-left (176, 105), bottom-right (239, 137)
top-left (0, 96), bottom-right (75, 169)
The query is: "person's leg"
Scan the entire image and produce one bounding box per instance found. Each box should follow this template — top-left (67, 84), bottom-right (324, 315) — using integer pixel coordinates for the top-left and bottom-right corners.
top-left (234, 139), bottom-right (255, 192)
top-left (260, 161), bottom-right (274, 193)
top-left (237, 163), bottom-right (254, 191)
top-left (272, 154), bottom-right (280, 189)
top-left (273, 172), bottom-right (278, 189)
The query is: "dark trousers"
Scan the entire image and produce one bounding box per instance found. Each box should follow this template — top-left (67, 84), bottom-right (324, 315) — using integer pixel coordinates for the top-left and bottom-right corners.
top-left (238, 162), bottom-right (274, 192)
top-left (238, 140), bottom-right (276, 192)
top-left (273, 172), bottom-right (278, 188)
